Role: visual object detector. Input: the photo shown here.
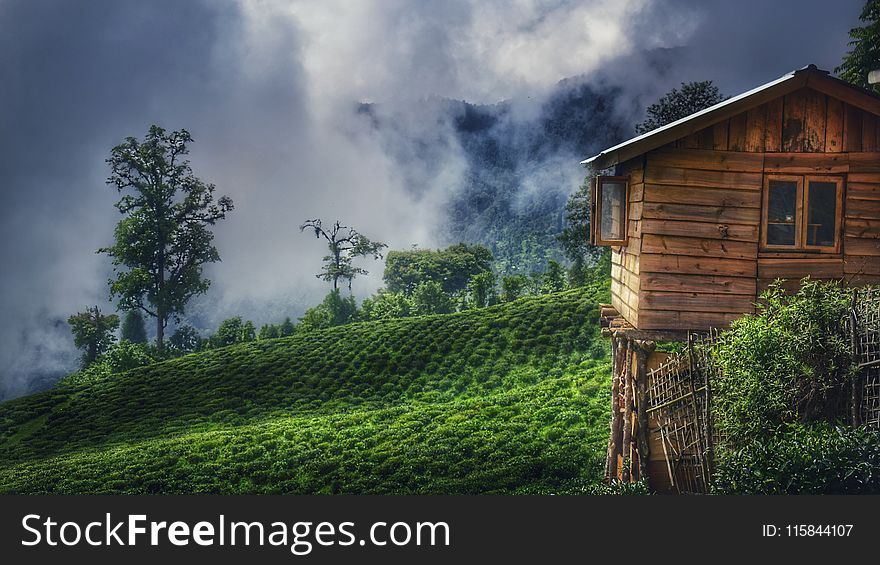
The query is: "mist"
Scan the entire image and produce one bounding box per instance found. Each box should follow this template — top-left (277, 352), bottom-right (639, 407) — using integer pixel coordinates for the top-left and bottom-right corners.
top-left (0, 0), bottom-right (864, 399)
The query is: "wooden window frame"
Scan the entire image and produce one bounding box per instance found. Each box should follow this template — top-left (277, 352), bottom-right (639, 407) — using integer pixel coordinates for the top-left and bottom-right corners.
top-left (592, 176), bottom-right (629, 246)
top-left (760, 174), bottom-right (843, 253)
top-left (802, 175), bottom-right (843, 253)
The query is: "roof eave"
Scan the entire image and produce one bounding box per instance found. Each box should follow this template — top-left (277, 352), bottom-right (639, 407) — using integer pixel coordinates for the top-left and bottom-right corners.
top-left (576, 66), bottom-right (877, 170)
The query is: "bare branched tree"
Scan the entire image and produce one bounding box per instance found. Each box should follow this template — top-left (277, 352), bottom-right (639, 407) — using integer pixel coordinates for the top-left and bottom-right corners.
top-left (300, 219), bottom-right (387, 290)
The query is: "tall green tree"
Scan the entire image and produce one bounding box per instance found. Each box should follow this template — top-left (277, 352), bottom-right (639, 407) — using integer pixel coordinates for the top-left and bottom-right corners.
top-left (100, 126), bottom-right (233, 351)
top-left (558, 177), bottom-right (602, 286)
top-left (837, 0), bottom-right (880, 94)
top-left (168, 324), bottom-right (203, 355)
top-left (300, 219), bottom-right (386, 291)
top-left (68, 306), bottom-right (119, 367)
top-left (467, 271), bottom-right (498, 308)
top-left (383, 243), bottom-right (493, 296)
top-left (121, 310), bottom-right (148, 344)
top-left (500, 274), bottom-right (529, 302)
top-left (279, 317), bottom-right (296, 337)
top-left (635, 81), bottom-right (727, 134)
top-left (540, 260), bottom-right (567, 294)
top-left (411, 281), bottom-right (454, 315)
top-left (210, 317), bottom-right (256, 348)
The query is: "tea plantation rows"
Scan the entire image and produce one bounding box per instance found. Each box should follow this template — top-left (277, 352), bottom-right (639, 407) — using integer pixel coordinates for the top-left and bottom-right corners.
top-left (0, 285), bottom-right (611, 494)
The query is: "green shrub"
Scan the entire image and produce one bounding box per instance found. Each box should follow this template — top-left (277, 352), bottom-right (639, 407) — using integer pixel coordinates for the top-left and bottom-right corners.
top-left (713, 423), bottom-right (880, 494)
top-left (711, 279), bottom-right (854, 448)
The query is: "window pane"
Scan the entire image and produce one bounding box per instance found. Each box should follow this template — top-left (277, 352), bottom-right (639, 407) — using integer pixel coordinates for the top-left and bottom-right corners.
top-left (600, 181), bottom-right (626, 241)
top-left (806, 181), bottom-right (837, 247)
top-left (767, 180), bottom-right (797, 246)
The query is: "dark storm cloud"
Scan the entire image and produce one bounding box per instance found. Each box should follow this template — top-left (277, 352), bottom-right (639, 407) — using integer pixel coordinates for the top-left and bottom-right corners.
top-left (647, 0), bottom-right (863, 95)
top-left (0, 0), bottom-right (866, 398)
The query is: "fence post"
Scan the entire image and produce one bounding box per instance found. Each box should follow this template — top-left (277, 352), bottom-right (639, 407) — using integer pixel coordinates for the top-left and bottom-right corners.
top-left (850, 292), bottom-right (862, 427)
top-left (634, 341), bottom-right (652, 485)
top-left (621, 339), bottom-right (634, 482)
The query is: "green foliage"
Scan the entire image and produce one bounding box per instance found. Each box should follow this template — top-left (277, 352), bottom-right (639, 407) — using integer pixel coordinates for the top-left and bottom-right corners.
top-left (634, 81), bottom-right (727, 134)
top-left (361, 290), bottom-right (412, 321)
top-left (121, 310), bottom-right (148, 344)
top-left (558, 177), bottom-right (605, 287)
top-left (258, 324), bottom-right (281, 340)
top-left (410, 281), bottom-right (455, 316)
top-left (300, 219), bottom-right (386, 291)
top-left (711, 279), bottom-right (853, 449)
top-left (384, 243), bottom-right (493, 296)
top-left (210, 317), bottom-right (256, 348)
top-left (0, 285), bottom-right (612, 494)
top-left (713, 423), bottom-right (880, 494)
top-left (466, 271), bottom-right (498, 308)
top-left (67, 307), bottom-right (120, 367)
top-left (579, 479), bottom-right (651, 495)
top-left (299, 290), bottom-right (360, 330)
top-left (104, 341), bottom-right (157, 373)
top-left (168, 324), bottom-right (203, 355)
top-left (58, 341), bottom-right (158, 388)
top-left (837, 0), bottom-right (880, 94)
top-left (540, 260), bottom-right (568, 294)
top-left (100, 125), bottom-right (233, 350)
top-left (501, 274), bottom-right (529, 302)
top-left (279, 317), bottom-right (295, 337)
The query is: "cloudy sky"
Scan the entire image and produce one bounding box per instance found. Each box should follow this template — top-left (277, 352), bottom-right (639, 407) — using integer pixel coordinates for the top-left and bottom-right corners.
top-left (0, 0), bottom-right (864, 398)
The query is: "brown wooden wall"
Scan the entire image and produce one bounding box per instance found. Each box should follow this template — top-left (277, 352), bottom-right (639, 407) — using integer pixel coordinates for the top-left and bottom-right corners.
top-left (609, 87), bottom-right (880, 331)
top-left (611, 148), bottom-right (880, 330)
top-left (673, 87), bottom-right (880, 153)
top-left (610, 158), bottom-right (643, 326)
top-left (634, 148), bottom-right (760, 329)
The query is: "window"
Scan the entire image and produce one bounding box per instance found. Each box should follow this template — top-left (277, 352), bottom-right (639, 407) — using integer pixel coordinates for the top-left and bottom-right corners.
top-left (761, 175), bottom-right (842, 251)
top-left (592, 176), bottom-right (629, 246)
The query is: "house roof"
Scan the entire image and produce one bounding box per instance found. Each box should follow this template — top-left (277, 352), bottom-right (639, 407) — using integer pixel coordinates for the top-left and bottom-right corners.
top-left (582, 65), bottom-right (880, 171)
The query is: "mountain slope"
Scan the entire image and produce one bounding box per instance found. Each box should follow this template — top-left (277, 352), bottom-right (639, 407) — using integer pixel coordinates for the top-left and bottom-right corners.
top-left (361, 79), bottom-right (633, 274)
top-left (0, 284), bottom-right (611, 494)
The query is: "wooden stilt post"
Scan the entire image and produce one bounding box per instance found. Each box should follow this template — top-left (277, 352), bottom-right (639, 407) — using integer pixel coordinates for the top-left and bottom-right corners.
top-left (605, 337), bottom-right (623, 481)
top-left (621, 339), bottom-right (634, 482)
top-left (605, 337), bottom-right (620, 481)
top-left (634, 340), bottom-right (653, 485)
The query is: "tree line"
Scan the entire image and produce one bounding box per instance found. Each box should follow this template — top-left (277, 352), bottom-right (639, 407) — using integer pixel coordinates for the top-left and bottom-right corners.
top-left (68, 0), bottom-right (879, 376)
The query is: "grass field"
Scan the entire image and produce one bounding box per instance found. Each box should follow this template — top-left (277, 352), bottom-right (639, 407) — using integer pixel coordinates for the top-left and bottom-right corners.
top-left (0, 284), bottom-right (611, 494)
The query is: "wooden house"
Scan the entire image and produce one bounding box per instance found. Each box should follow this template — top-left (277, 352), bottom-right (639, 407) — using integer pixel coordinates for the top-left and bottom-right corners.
top-left (585, 64), bottom-right (880, 333)
top-left (585, 65), bottom-right (880, 491)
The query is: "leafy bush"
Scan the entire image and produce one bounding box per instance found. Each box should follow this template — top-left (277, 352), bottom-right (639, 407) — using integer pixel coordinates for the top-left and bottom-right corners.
top-left (708, 279), bottom-right (880, 495)
top-left (713, 423), bottom-right (880, 494)
top-left (104, 341), bottom-right (157, 373)
top-left (411, 281), bottom-right (455, 315)
top-left (711, 279), bottom-right (854, 448)
top-left (209, 317), bottom-right (257, 348)
top-left (299, 290), bottom-right (359, 329)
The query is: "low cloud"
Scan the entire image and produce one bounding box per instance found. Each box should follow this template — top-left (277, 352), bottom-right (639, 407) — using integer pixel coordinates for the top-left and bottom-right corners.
top-left (0, 0), bottom-right (863, 398)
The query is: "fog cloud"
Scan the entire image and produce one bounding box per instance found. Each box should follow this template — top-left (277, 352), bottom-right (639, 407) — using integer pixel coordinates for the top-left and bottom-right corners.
top-left (0, 0), bottom-right (863, 398)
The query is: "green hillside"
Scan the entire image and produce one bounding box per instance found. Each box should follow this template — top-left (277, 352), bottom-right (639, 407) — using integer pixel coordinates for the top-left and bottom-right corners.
top-left (0, 285), bottom-right (611, 494)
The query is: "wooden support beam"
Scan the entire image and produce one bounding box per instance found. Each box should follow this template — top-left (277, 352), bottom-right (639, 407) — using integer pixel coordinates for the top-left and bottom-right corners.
top-left (610, 328), bottom-right (691, 342)
top-left (606, 337), bottom-right (623, 481)
top-left (634, 343), bottom-right (650, 485)
top-left (621, 340), bottom-right (634, 482)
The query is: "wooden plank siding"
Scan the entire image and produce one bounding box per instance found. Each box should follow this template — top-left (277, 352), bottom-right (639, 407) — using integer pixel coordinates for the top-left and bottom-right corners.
top-left (844, 170), bottom-right (880, 282)
top-left (605, 86), bottom-right (880, 332)
top-left (678, 88), bottom-right (874, 154)
top-left (627, 148), bottom-right (880, 330)
top-left (610, 157), bottom-right (645, 326)
top-left (636, 148), bottom-right (761, 330)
